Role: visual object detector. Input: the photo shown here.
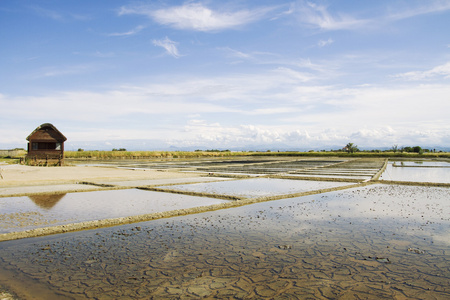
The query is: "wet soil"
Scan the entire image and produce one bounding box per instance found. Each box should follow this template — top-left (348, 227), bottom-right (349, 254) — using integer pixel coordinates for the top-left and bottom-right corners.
top-left (0, 157), bottom-right (448, 299)
top-left (0, 184), bottom-right (448, 299)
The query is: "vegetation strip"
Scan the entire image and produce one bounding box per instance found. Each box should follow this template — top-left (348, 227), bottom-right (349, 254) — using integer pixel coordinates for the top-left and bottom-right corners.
top-left (78, 181), bottom-right (116, 187)
top-left (371, 158), bottom-right (389, 181)
top-left (61, 150), bottom-right (450, 159)
top-left (138, 187), bottom-right (243, 201)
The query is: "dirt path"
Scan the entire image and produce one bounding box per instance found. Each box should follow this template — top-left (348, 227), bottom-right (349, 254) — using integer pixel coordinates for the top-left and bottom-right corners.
top-left (0, 164), bottom-right (202, 188)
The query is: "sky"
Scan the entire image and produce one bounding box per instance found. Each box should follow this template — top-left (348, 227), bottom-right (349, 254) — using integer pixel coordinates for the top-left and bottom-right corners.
top-left (1, 0), bottom-right (450, 151)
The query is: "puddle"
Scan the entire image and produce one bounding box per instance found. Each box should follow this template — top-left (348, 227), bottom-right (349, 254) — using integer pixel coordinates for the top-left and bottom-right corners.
top-left (380, 161), bottom-right (450, 183)
top-left (70, 158), bottom-right (282, 170)
top-left (0, 184), bottom-right (448, 299)
top-left (392, 161), bottom-right (450, 167)
top-left (287, 174), bottom-right (372, 180)
top-left (194, 160), bottom-right (346, 175)
top-left (158, 178), bottom-right (351, 198)
top-left (0, 189), bottom-right (229, 233)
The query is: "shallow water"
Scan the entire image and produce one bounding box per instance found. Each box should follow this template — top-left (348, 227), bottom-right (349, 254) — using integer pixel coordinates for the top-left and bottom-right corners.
top-left (0, 184), bottom-right (448, 299)
top-left (158, 178), bottom-right (351, 198)
top-left (0, 189), bottom-right (229, 233)
top-left (393, 161), bottom-right (450, 167)
top-left (380, 161), bottom-right (450, 183)
top-left (287, 173), bottom-right (372, 180)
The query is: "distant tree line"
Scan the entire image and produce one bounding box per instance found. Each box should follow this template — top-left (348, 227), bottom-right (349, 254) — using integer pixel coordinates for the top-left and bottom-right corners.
top-left (399, 146), bottom-right (435, 154)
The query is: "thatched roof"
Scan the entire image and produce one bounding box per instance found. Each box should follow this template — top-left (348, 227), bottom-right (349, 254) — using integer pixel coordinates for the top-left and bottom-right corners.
top-left (26, 123), bottom-right (67, 142)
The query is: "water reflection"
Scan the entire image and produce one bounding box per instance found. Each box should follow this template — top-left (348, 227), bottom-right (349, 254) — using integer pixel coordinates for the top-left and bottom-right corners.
top-left (380, 161), bottom-right (450, 183)
top-left (0, 184), bottom-right (448, 299)
top-left (0, 189), bottom-right (229, 233)
top-left (393, 161), bottom-right (450, 167)
top-left (159, 178), bottom-right (351, 198)
top-left (28, 194), bottom-right (66, 209)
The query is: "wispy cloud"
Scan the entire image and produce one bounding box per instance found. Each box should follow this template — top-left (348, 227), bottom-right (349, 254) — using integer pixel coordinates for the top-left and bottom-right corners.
top-left (153, 37), bottom-right (182, 58)
top-left (220, 47), bottom-right (279, 64)
top-left (108, 25), bottom-right (145, 37)
top-left (318, 38), bottom-right (333, 47)
top-left (2, 70), bottom-right (450, 148)
top-left (70, 14), bottom-right (92, 21)
top-left (28, 5), bottom-right (91, 22)
top-left (290, 0), bottom-right (450, 32)
top-left (33, 65), bottom-right (94, 78)
top-left (119, 3), bottom-right (274, 32)
top-left (29, 5), bottom-right (64, 21)
top-left (73, 51), bottom-right (115, 58)
top-left (294, 1), bottom-right (368, 31)
top-left (392, 61), bottom-right (450, 81)
top-left (384, 0), bottom-right (450, 22)
top-left (91, 51), bottom-right (115, 58)
top-left (222, 47), bottom-right (253, 59)
top-left (270, 3), bottom-right (295, 20)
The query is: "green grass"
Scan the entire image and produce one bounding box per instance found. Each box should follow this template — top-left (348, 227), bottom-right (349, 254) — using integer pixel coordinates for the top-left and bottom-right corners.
top-left (252, 151), bottom-right (450, 159)
top-left (64, 150), bottom-right (450, 159)
top-left (64, 150), bottom-right (251, 159)
top-left (0, 158), bottom-right (21, 164)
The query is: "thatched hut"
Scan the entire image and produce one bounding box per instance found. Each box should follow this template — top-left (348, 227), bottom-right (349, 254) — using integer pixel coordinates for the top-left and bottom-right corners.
top-left (26, 123), bottom-right (67, 166)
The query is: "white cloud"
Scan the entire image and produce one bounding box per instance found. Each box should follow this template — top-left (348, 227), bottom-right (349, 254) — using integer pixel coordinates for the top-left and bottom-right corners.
top-left (29, 5), bottom-right (64, 21)
top-left (153, 37), bottom-right (182, 58)
top-left (392, 61), bottom-right (450, 81)
top-left (291, 0), bottom-right (450, 32)
top-left (176, 119), bottom-right (450, 150)
top-left (294, 1), bottom-right (368, 31)
top-left (119, 3), bottom-right (274, 32)
top-left (219, 47), bottom-right (282, 66)
top-left (248, 107), bottom-right (301, 115)
top-left (273, 67), bottom-right (315, 83)
top-left (108, 25), bottom-right (145, 37)
top-left (32, 64), bottom-right (95, 78)
top-left (2, 70), bottom-right (449, 149)
top-left (28, 5), bottom-right (92, 22)
top-left (221, 47), bottom-right (252, 59)
top-left (318, 38), bottom-right (333, 47)
top-left (385, 0), bottom-right (450, 22)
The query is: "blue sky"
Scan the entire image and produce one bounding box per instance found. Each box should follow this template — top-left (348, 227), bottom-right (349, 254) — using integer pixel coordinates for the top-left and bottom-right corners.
top-left (1, 0), bottom-right (450, 151)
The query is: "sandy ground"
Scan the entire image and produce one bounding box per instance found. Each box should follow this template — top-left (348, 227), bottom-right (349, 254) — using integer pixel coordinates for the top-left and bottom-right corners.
top-left (0, 164), bottom-right (202, 190)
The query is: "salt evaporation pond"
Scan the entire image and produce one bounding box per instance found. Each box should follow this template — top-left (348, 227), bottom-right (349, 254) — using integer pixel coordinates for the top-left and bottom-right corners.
top-left (393, 161), bottom-right (450, 167)
top-left (380, 161), bottom-right (450, 183)
top-left (158, 178), bottom-right (351, 198)
top-left (0, 184), bottom-right (448, 299)
top-left (0, 189), bottom-right (229, 233)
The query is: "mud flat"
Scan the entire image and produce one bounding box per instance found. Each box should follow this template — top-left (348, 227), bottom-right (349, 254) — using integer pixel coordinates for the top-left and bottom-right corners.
top-left (0, 157), bottom-right (448, 299)
top-left (0, 184), bottom-right (448, 299)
